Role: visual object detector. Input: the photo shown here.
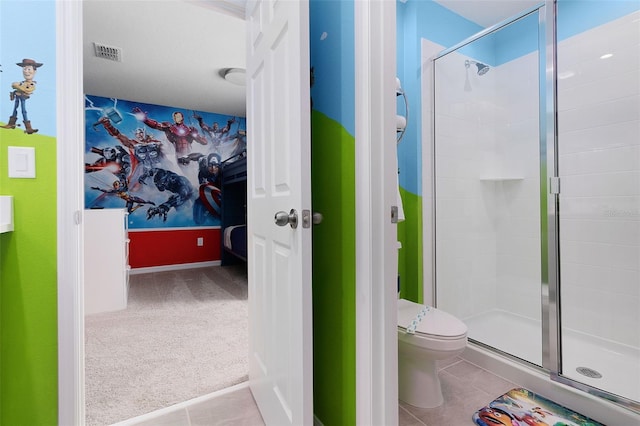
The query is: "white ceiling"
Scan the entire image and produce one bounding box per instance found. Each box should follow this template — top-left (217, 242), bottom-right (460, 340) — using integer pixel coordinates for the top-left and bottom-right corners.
top-left (83, 0), bottom-right (247, 116)
top-left (83, 0), bottom-right (540, 116)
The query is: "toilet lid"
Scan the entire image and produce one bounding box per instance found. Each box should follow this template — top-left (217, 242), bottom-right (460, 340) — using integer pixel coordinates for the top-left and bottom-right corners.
top-left (397, 298), bottom-right (467, 338)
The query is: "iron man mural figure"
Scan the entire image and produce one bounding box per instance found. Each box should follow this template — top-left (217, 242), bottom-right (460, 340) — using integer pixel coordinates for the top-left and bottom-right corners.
top-left (132, 107), bottom-right (207, 156)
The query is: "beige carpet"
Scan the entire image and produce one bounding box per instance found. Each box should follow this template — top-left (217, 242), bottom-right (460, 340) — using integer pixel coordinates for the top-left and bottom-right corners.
top-left (84, 265), bottom-right (248, 426)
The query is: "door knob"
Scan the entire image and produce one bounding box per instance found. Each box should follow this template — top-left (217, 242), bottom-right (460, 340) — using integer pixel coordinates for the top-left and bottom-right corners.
top-left (275, 209), bottom-right (298, 229)
top-left (312, 212), bottom-right (323, 224)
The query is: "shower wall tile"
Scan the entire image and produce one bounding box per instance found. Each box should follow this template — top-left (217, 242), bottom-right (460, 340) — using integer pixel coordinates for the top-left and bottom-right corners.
top-left (612, 295), bottom-right (640, 347)
top-left (422, 38), bottom-right (441, 308)
top-left (500, 52), bottom-right (538, 115)
top-left (434, 48), bottom-right (542, 323)
top-left (560, 262), bottom-right (608, 291)
top-left (597, 287), bottom-right (640, 347)
top-left (561, 240), bottom-right (613, 268)
top-left (559, 121), bottom-right (640, 155)
top-left (562, 286), bottom-right (602, 333)
top-left (559, 95), bottom-right (640, 133)
top-left (609, 243), bottom-right (639, 270)
top-left (492, 52), bottom-right (542, 321)
top-left (606, 267), bottom-right (640, 296)
top-left (434, 51), bottom-right (499, 318)
top-left (435, 114), bottom-right (479, 139)
top-left (559, 70), bottom-right (640, 111)
top-left (432, 44), bottom-right (547, 332)
top-left (557, 11), bottom-right (640, 67)
top-left (561, 171), bottom-right (640, 197)
top-left (437, 256), bottom-right (496, 320)
top-left (500, 218), bottom-right (541, 240)
top-left (436, 177), bottom-right (480, 200)
top-left (429, 10), bottom-right (640, 355)
top-left (560, 196), bottom-right (639, 221)
top-left (557, 6), bottom-right (639, 347)
top-left (562, 260), bottom-right (639, 343)
top-left (559, 49), bottom-right (640, 93)
top-left (436, 155), bottom-right (480, 179)
top-left (560, 145), bottom-right (640, 176)
top-left (561, 219), bottom-right (640, 246)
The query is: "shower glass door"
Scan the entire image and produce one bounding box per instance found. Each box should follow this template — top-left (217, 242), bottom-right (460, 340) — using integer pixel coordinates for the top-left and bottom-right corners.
top-left (555, 0), bottom-right (640, 406)
top-left (433, 10), bottom-right (544, 366)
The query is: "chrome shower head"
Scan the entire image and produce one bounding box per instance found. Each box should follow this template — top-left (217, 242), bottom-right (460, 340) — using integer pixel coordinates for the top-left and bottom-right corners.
top-left (476, 62), bottom-right (490, 75)
top-left (465, 59), bottom-right (490, 76)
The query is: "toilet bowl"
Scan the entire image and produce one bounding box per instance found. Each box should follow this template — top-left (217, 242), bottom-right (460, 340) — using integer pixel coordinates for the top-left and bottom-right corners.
top-left (397, 298), bottom-right (467, 408)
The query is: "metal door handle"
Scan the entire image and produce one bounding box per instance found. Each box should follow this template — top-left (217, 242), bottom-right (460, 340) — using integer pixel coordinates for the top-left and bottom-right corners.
top-left (275, 209), bottom-right (298, 228)
top-left (301, 210), bottom-right (323, 228)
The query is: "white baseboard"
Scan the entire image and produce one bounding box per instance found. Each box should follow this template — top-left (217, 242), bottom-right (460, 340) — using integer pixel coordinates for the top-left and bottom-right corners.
top-left (129, 260), bottom-right (221, 275)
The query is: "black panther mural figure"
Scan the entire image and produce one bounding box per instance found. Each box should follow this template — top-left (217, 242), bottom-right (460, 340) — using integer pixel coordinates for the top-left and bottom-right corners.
top-left (140, 168), bottom-right (194, 222)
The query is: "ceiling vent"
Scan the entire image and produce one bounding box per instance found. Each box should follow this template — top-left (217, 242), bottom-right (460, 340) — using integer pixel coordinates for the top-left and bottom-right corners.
top-left (93, 43), bottom-right (122, 62)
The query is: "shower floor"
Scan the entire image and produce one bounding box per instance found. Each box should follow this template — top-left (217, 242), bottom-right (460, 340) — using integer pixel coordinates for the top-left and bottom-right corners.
top-left (464, 309), bottom-right (640, 403)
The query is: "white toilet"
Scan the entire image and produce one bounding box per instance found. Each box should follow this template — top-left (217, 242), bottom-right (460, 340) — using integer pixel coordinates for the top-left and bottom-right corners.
top-left (397, 298), bottom-right (468, 408)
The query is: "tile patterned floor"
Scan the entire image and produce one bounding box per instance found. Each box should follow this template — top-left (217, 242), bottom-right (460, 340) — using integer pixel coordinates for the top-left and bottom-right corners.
top-left (399, 357), bottom-right (517, 426)
top-left (126, 383), bottom-right (265, 426)
top-left (123, 357), bottom-right (516, 426)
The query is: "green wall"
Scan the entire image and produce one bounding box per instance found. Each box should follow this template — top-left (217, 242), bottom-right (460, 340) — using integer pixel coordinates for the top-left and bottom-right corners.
top-left (397, 188), bottom-right (422, 303)
top-left (311, 111), bottom-right (356, 425)
top-left (310, 1), bottom-right (357, 423)
top-left (0, 130), bottom-right (58, 425)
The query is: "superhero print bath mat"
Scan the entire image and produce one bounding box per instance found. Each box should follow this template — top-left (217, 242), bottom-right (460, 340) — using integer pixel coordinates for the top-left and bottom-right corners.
top-left (473, 388), bottom-right (604, 426)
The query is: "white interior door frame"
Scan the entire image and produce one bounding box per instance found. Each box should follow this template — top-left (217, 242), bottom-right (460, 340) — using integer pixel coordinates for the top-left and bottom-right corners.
top-left (354, 1), bottom-right (398, 425)
top-left (58, 1), bottom-right (398, 424)
top-left (57, 0), bottom-right (85, 424)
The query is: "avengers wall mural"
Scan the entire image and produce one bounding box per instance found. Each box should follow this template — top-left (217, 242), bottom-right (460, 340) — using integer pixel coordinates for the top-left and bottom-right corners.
top-left (84, 95), bottom-right (246, 229)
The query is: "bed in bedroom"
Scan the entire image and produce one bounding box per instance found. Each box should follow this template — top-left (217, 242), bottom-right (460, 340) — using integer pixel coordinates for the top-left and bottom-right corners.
top-left (220, 151), bottom-right (247, 265)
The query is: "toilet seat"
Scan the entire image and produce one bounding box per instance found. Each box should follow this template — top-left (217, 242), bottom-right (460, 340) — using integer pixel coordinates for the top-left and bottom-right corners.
top-left (397, 298), bottom-right (467, 339)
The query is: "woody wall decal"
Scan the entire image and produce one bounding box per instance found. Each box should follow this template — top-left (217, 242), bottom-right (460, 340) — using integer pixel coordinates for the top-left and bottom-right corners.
top-left (1, 58), bottom-right (43, 134)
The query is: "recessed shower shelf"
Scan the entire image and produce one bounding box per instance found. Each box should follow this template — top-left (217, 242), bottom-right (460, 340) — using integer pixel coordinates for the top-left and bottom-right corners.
top-left (479, 176), bottom-right (524, 182)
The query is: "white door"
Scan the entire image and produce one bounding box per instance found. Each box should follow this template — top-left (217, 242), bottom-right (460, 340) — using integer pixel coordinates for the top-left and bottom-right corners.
top-left (245, 1), bottom-right (313, 425)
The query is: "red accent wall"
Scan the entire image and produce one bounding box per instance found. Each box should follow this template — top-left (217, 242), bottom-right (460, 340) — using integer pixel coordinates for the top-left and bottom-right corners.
top-left (129, 228), bottom-right (220, 268)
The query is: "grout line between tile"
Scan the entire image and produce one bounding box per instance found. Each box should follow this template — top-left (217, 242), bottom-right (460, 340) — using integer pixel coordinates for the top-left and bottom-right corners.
top-left (399, 404), bottom-right (427, 426)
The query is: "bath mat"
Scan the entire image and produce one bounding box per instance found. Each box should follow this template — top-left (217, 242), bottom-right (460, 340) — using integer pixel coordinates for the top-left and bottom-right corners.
top-left (473, 387), bottom-right (604, 426)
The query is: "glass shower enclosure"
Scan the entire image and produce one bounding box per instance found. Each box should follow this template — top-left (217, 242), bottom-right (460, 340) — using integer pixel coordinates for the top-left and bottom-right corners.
top-left (429, 0), bottom-right (639, 412)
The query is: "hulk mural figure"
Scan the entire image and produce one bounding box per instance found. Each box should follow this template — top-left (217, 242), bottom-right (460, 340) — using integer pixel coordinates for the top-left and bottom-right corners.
top-left (1, 58), bottom-right (43, 134)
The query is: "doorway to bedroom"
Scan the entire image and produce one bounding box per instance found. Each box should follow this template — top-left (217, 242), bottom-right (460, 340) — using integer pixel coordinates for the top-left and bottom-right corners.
top-left (84, 265), bottom-right (248, 425)
top-left (81, 2), bottom-right (249, 424)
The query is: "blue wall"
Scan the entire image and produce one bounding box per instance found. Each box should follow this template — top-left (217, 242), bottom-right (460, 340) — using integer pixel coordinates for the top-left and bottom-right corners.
top-left (397, 0), bottom-right (482, 196)
top-left (557, 0), bottom-right (640, 41)
top-left (396, 0), bottom-right (640, 303)
top-left (397, 0), bottom-right (640, 198)
top-left (0, 0), bottom-right (57, 137)
top-left (311, 0), bottom-right (355, 134)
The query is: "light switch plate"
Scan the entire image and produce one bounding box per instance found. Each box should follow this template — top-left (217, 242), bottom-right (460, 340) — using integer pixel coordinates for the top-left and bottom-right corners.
top-left (8, 146), bottom-right (36, 178)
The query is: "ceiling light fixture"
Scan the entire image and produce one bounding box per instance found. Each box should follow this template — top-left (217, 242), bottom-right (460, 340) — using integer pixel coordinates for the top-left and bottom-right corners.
top-left (222, 68), bottom-right (246, 86)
